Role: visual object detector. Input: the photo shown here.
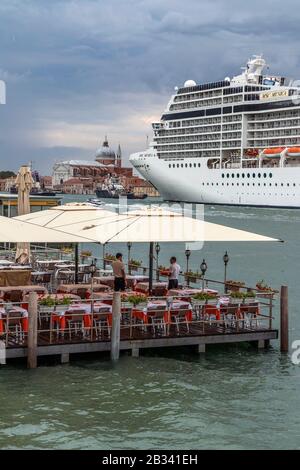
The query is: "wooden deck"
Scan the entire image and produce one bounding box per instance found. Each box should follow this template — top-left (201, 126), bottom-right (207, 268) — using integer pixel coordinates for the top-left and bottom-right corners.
top-left (4, 321), bottom-right (278, 361)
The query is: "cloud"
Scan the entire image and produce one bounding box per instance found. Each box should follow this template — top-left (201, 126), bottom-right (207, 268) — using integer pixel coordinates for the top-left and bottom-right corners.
top-left (0, 0), bottom-right (300, 174)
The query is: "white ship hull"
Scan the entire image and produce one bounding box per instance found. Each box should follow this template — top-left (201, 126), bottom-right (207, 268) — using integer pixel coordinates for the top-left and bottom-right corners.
top-left (130, 56), bottom-right (300, 208)
top-left (130, 152), bottom-right (300, 207)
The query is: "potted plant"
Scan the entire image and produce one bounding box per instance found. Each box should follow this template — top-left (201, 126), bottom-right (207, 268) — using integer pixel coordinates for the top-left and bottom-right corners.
top-left (256, 280), bottom-right (276, 294)
top-left (185, 270), bottom-right (201, 283)
top-left (229, 291), bottom-right (256, 304)
top-left (104, 254), bottom-right (116, 265)
top-left (80, 250), bottom-right (92, 259)
top-left (229, 291), bottom-right (245, 303)
top-left (39, 295), bottom-right (72, 312)
top-left (129, 258), bottom-right (142, 272)
top-left (158, 265), bottom-right (170, 277)
top-left (192, 292), bottom-right (217, 305)
top-left (243, 290), bottom-right (256, 304)
top-left (125, 294), bottom-right (147, 308)
top-left (225, 280), bottom-right (245, 292)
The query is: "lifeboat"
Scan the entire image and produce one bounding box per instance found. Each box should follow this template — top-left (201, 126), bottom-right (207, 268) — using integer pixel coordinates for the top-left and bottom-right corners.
top-left (262, 147), bottom-right (285, 157)
top-left (287, 147), bottom-right (300, 157)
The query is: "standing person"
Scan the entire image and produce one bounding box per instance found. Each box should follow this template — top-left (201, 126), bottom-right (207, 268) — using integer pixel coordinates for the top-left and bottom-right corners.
top-left (168, 256), bottom-right (181, 290)
top-left (112, 253), bottom-right (126, 292)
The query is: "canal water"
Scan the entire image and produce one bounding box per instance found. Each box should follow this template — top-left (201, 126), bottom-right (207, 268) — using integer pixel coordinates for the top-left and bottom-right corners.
top-left (1, 200), bottom-right (300, 449)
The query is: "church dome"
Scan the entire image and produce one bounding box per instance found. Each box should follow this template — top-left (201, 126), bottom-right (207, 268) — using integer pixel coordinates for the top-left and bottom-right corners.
top-left (95, 136), bottom-right (116, 161)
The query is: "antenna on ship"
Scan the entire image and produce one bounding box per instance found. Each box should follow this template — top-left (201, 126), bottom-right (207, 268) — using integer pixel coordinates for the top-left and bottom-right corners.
top-left (146, 135), bottom-right (149, 148)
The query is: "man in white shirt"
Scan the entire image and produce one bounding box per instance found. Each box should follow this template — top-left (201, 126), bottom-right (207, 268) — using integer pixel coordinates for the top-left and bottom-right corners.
top-left (168, 256), bottom-right (180, 290)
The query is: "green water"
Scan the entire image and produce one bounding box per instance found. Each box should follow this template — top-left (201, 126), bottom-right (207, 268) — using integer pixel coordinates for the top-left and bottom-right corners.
top-left (1, 201), bottom-right (300, 449)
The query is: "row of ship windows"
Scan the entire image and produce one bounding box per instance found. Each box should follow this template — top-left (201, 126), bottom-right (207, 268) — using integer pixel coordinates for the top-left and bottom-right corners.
top-left (248, 110), bottom-right (300, 121)
top-left (169, 162), bottom-right (201, 168)
top-left (222, 172), bottom-right (273, 178)
top-left (203, 182), bottom-right (297, 187)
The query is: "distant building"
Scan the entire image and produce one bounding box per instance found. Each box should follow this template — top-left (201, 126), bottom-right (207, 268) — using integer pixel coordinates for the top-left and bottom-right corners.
top-left (53, 160), bottom-right (109, 186)
top-left (95, 136), bottom-right (117, 166)
top-left (133, 181), bottom-right (160, 198)
top-left (40, 176), bottom-right (53, 190)
top-left (0, 176), bottom-right (17, 192)
top-left (52, 136), bottom-right (135, 194)
top-left (62, 177), bottom-right (95, 195)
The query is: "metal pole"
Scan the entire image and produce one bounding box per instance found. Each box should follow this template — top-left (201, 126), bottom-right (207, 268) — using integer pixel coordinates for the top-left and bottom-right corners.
top-left (224, 264), bottom-right (227, 293)
top-left (149, 242), bottom-right (154, 296)
top-left (111, 291), bottom-right (121, 361)
top-left (280, 285), bottom-right (289, 352)
top-left (128, 245), bottom-right (131, 275)
top-left (27, 291), bottom-right (38, 369)
top-left (102, 244), bottom-right (106, 270)
top-left (74, 243), bottom-right (79, 284)
top-left (186, 256), bottom-right (190, 287)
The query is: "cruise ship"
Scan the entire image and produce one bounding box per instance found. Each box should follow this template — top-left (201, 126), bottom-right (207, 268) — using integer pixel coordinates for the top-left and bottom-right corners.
top-left (130, 56), bottom-right (300, 207)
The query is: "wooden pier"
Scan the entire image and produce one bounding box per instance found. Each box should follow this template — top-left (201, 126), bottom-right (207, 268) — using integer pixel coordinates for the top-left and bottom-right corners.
top-left (4, 317), bottom-right (278, 363)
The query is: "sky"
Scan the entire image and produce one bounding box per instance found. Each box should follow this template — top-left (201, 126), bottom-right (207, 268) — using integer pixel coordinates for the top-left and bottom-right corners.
top-left (1, 0), bottom-right (300, 175)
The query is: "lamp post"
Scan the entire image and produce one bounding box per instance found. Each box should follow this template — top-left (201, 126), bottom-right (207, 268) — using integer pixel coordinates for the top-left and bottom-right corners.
top-left (200, 259), bottom-right (207, 291)
top-left (89, 258), bottom-right (97, 313)
top-left (185, 248), bottom-right (191, 286)
top-left (223, 250), bottom-right (229, 292)
top-left (127, 242), bottom-right (132, 274)
top-left (102, 243), bottom-right (106, 270)
top-left (155, 242), bottom-right (160, 281)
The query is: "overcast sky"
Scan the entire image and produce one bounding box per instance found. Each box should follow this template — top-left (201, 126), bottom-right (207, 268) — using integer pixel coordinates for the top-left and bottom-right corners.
top-left (0, 0), bottom-right (300, 174)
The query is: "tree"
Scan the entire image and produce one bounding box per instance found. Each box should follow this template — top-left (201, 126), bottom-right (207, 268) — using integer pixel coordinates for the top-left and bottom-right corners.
top-left (0, 171), bottom-right (16, 179)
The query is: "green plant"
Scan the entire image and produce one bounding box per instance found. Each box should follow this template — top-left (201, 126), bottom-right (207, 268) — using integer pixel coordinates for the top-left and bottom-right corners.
top-left (185, 270), bottom-right (201, 281)
top-left (39, 296), bottom-right (72, 307)
top-left (230, 291), bottom-right (256, 300)
top-left (125, 294), bottom-right (147, 306)
top-left (105, 253), bottom-right (116, 261)
top-left (229, 291), bottom-right (245, 299)
top-left (80, 250), bottom-right (92, 258)
top-left (129, 258), bottom-right (142, 268)
top-left (192, 292), bottom-right (217, 301)
top-left (256, 280), bottom-right (275, 292)
top-left (225, 280), bottom-right (245, 287)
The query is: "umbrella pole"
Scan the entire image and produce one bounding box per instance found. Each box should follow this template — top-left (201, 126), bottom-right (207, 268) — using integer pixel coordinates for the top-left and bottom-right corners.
top-left (149, 242), bottom-right (154, 296)
top-left (75, 243), bottom-right (79, 284)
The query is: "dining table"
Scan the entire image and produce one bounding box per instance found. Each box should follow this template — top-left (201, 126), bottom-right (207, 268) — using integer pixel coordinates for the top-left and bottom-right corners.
top-left (51, 302), bottom-right (112, 331)
top-left (0, 269), bottom-right (32, 287)
top-left (0, 306), bottom-right (29, 334)
top-left (132, 299), bottom-right (193, 325)
top-left (57, 283), bottom-right (110, 296)
top-left (94, 275), bottom-right (149, 290)
top-left (135, 281), bottom-right (168, 296)
top-left (168, 288), bottom-right (219, 301)
top-left (0, 284), bottom-right (48, 300)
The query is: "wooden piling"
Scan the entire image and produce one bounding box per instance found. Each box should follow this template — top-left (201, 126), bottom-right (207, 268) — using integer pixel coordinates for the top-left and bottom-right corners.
top-left (111, 291), bottom-right (121, 361)
top-left (280, 285), bottom-right (289, 352)
top-left (27, 292), bottom-right (38, 369)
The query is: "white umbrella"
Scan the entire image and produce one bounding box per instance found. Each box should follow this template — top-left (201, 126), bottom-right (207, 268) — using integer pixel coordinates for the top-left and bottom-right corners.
top-left (15, 203), bottom-right (119, 281)
top-left (16, 204), bottom-right (280, 291)
top-left (17, 205), bottom-right (279, 243)
top-left (60, 206), bottom-right (280, 244)
top-left (0, 215), bottom-right (97, 243)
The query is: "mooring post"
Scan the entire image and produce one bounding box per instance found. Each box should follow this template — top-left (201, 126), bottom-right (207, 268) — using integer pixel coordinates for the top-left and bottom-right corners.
top-left (27, 291), bottom-right (38, 369)
top-left (280, 285), bottom-right (289, 352)
top-left (111, 291), bottom-right (121, 361)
